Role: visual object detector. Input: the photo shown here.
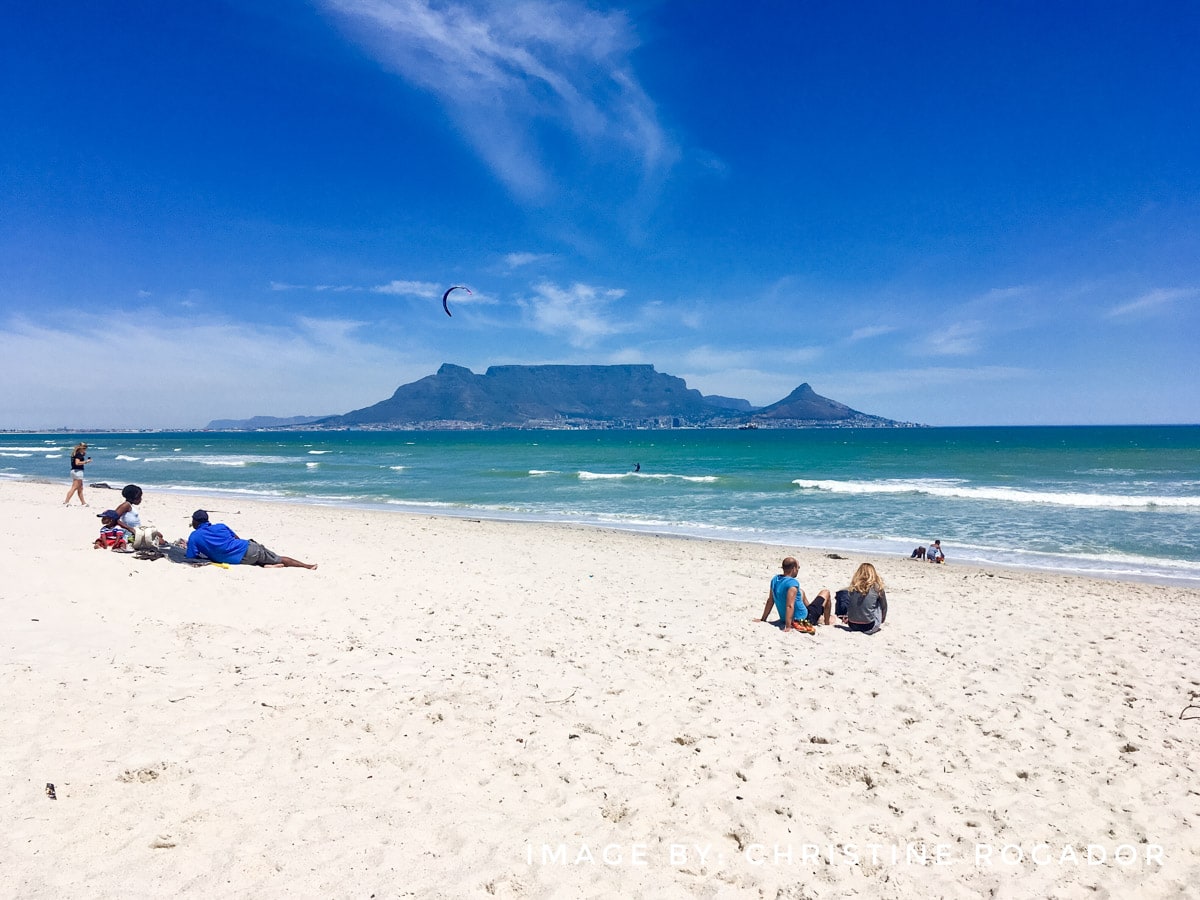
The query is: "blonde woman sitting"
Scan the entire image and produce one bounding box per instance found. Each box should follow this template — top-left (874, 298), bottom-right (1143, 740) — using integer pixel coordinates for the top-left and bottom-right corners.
top-left (837, 563), bottom-right (888, 635)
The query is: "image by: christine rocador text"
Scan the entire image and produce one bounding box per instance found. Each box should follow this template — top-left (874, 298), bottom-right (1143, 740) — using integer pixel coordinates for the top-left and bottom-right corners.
top-left (523, 840), bottom-right (1166, 869)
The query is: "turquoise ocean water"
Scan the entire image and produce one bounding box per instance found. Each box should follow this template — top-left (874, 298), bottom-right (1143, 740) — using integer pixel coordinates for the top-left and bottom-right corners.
top-left (4, 426), bottom-right (1198, 586)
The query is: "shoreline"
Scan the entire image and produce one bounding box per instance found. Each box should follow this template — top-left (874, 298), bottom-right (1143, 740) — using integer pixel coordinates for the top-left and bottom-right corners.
top-left (5, 426), bottom-right (1198, 591)
top-left (4, 478), bottom-right (1199, 896)
top-left (9, 473), bottom-right (1198, 588)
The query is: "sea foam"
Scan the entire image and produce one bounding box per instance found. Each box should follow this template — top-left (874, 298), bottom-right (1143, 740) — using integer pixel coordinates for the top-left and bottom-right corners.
top-left (790, 478), bottom-right (1200, 509)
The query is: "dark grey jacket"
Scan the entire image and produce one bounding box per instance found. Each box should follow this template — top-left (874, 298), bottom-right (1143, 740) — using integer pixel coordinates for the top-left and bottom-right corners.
top-left (843, 586), bottom-right (887, 626)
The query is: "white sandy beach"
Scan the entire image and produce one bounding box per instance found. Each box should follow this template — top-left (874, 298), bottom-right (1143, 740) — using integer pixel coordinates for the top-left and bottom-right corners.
top-left (2, 478), bottom-right (1198, 898)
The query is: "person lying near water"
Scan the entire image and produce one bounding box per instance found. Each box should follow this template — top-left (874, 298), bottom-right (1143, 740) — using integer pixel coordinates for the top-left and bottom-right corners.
top-left (184, 509), bottom-right (317, 570)
top-left (836, 563), bottom-right (888, 634)
top-left (755, 556), bottom-right (832, 633)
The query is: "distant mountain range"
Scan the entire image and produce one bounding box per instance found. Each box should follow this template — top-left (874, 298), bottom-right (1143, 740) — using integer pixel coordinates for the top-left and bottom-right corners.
top-left (204, 415), bottom-right (328, 430)
top-left (205, 363), bottom-right (916, 430)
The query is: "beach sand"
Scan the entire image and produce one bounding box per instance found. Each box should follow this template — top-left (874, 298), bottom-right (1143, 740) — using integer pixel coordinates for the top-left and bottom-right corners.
top-left (3, 479), bottom-right (1198, 898)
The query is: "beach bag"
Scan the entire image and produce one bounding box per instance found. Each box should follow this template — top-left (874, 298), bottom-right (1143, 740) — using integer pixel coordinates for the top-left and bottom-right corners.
top-left (130, 527), bottom-right (159, 550)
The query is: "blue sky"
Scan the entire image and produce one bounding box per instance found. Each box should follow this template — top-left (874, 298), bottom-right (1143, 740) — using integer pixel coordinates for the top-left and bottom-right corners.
top-left (2, 0), bottom-right (1198, 428)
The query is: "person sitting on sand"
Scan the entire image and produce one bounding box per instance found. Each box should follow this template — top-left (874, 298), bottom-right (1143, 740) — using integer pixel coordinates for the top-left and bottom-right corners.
top-left (114, 484), bottom-right (167, 550)
top-left (927, 539), bottom-right (945, 564)
top-left (837, 563), bottom-right (889, 634)
top-left (756, 556), bottom-right (831, 633)
top-left (93, 509), bottom-right (129, 550)
top-left (185, 509), bottom-right (317, 570)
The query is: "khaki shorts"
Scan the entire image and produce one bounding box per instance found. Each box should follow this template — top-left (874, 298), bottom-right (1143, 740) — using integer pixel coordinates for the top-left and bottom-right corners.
top-left (239, 540), bottom-right (283, 567)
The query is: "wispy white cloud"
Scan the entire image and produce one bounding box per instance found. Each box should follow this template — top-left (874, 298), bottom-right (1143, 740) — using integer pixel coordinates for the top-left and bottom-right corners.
top-left (605, 346), bottom-right (650, 365)
top-left (979, 285), bottom-right (1033, 303)
top-left (504, 251), bottom-right (552, 269)
top-left (693, 150), bottom-right (729, 177)
top-left (318, 0), bottom-right (676, 201)
top-left (1106, 288), bottom-right (1196, 318)
top-left (847, 324), bottom-right (896, 342)
top-left (270, 279), bottom-right (444, 296)
top-left (676, 345), bottom-right (821, 373)
top-left (679, 346), bottom-right (759, 372)
top-left (916, 321), bottom-right (984, 357)
top-left (0, 312), bottom-right (433, 429)
top-left (520, 280), bottom-right (628, 347)
top-left (371, 280), bottom-right (442, 297)
top-left (841, 365), bottom-right (1031, 394)
top-left (813, 365), bottom-right (1034, 425)
top-left (271, 281), bottom-right (361, 293)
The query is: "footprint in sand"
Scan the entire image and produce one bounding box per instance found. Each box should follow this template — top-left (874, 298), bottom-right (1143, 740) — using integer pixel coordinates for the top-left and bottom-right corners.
top-left (117, 761), bottom-right (187, 783)
top-left (118, 767), bottom-right (162, 783)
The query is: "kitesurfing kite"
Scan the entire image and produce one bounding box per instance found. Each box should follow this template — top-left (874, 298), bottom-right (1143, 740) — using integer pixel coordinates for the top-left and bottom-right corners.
top-left (442, 285), bottom-right (471, 317)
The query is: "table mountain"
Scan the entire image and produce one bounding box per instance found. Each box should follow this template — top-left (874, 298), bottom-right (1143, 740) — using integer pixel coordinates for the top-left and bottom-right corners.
top-left (297, 363), bottom-right (906, 428)
top-left (321, 363), bottom-right (736, 427)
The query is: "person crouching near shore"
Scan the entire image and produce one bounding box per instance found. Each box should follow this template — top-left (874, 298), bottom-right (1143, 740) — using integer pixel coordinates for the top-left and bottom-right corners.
top-left (756, 556), bottom-right (832, 633)
top-left (837, 563), bottom-right (888, 634)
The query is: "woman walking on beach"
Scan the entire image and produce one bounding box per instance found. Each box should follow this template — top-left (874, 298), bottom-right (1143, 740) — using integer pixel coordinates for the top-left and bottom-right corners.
top-left (63, 442), bottom-right (91, 506)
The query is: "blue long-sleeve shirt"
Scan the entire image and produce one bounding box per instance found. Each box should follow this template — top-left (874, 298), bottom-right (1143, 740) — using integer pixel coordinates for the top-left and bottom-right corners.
top-left (186, 522), bottom-right (249, 564)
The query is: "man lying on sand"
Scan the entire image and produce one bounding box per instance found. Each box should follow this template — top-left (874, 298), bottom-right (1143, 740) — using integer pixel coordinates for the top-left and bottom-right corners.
top-left (185, 509), bottom-right (317, 570)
